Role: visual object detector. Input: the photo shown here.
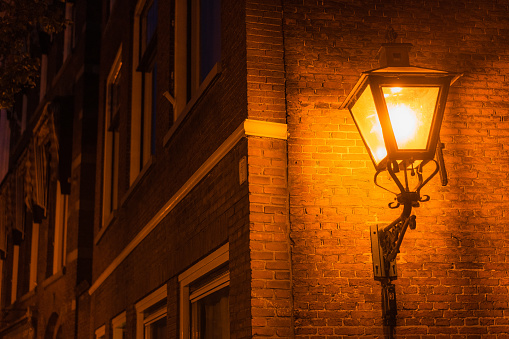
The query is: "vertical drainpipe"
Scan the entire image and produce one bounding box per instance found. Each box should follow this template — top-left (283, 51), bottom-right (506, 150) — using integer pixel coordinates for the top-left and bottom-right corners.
top-left (280, 1), bottom-right (295, 337)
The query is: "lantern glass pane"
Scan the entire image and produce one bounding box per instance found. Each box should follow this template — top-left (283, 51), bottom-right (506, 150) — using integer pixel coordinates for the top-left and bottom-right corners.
top-left (382, 86), bottom-right (440, 150)
top-left (350, 85), bottom-right (387, 165)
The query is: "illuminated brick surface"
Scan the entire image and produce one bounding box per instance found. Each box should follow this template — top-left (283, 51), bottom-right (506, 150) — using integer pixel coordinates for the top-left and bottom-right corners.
top-left (282, 0), bottom-right (509, 337)
top-left (1, 0), bottom-right (508, 338)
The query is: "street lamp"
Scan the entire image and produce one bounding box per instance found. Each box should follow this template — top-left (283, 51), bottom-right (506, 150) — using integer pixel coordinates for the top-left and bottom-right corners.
top-left (341, 43), bottom-right (460, 326)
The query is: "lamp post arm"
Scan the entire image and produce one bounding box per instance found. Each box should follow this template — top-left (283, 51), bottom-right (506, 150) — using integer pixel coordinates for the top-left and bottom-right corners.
top-left (385, 212), bottom-right (415, 264)
top-left (436, 139), bottom-right (448, 186)
top-left (375, 160), bottom-right (440, 277)
top-left (379, 201), bottom-right (414, 272)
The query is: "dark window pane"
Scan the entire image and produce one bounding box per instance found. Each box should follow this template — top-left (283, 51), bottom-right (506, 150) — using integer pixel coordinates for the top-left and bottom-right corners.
top-left (148, 316), bottom-right (166, 339)
top-left (199, 0), bottom-right (221, 83)
top-left (192, 286), bottom-right (229, 339)
top-left (110, 66), bottom-right (121, 122)
top-left (146, 0), bottom-right (158, 47)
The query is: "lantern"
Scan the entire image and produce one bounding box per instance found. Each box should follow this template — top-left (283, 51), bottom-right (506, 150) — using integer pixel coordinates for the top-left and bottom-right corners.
top-left (342, 44), bottom-right (459, 170)
top-left (341, 43), bottom-right (460, 327)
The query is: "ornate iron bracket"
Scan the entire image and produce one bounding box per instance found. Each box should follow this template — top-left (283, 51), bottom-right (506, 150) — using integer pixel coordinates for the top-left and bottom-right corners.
top-left (370, 159), bottom-right (439, 326)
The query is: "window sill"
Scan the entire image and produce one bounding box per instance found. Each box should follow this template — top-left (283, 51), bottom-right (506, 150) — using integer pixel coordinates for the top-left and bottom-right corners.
top-left (121, 155), bottom-right (154, 206)
top-left (42, 267), bottom-right (66, 289)
top-left (163, 62), bottom-right (222, 147)
top-left (95, 156), bottom-right (154, 246)
top-left (18, 288), bottom-right (37, 303)
top-left (95, 209), bottom-right (118, 245)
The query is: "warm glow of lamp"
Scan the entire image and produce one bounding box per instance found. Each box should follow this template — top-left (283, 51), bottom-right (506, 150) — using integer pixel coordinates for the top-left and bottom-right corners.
top-left (344, 78), bottom-right (452, 170)
top-left (340, 44), bottom-right (458, 171)
top-left (387, 103), bottom-right (419, 145)
top-left (350, 84), bottom-right (387, 165)
top-left (383, 86), bottom-right (439, 151)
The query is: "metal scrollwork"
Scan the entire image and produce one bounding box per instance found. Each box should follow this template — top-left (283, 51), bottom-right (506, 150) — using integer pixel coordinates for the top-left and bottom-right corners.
top-left (371, 159), bottom-right (440, 328)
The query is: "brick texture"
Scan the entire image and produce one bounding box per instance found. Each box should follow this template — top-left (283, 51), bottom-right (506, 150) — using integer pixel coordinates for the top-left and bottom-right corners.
top-left (6, 0), bottom-right (505, 338)
top-left (90, 2), bottom-right (251, 336)
top-left (285, 0), bottom-right (509, 337)
top-left (247, 0), bottom-right (287, 123)
top-left (248, 136), bottom-right (292, 338)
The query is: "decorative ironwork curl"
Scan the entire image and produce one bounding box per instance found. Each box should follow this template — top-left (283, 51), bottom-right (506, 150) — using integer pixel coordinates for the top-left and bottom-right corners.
top-left (371, 159), bottom-right (440, 328)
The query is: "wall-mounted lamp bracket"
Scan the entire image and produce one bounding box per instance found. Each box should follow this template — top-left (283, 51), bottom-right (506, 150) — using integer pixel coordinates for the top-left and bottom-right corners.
top-left (436, 139), bottom-right (448, 186)
top-left (370, 159), bottom-right (440, 327)
top-left (341, 42), bottom-right (459, 330)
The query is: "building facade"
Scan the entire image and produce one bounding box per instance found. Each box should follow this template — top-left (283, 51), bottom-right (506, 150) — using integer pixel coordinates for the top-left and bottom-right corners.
top-left (0, 0), bottom-right (508, 338)
top-left (0, 0), bottom-right (101, 338)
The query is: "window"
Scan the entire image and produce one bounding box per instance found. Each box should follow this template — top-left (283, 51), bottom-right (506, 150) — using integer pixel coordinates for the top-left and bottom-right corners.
top-left (0, 109), bottom-right (11, 182)
top-left (131, 0), bottom-right (157, 184)
top-left (11, 244), bottom-right (19, 304)
top-left (63, 1), bottom-right (74, 62)
top-left (179, 243), bottom-right (229, 339)
top-left (29, 220), bottom-right (39, 292)
top-left (174, 0), bottom-right (221, 118)
top-left (52, 181), bottom-right (68, 275)
top-left (103, 48), bottom-right (122, 226)
top-left (11, 170), bottom-right (24, 303)
top-left (33, 140), bottom-right (50, 220)
top-left (112, 311), bottom-right (127, 339)
top-left (136, 285), bottom-right (167, 339)
top-left (17, 201), bottom-right (38, 297)
top-left (40, 54), bottom-right (48, 101)
top-left (95, 325), bottom-right (106, 339)
top-left (13, 168), bottom-right (38, 299)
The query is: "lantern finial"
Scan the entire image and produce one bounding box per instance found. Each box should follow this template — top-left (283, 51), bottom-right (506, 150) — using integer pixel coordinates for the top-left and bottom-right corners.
top-left (378, 43), bottom-right (412, 67)
top-left (385, 26), bottom-right (398, 43)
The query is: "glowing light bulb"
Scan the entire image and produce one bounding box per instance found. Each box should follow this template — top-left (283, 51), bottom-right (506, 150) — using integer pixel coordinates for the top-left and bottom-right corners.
top-left (387, 103), bottom-right (419, 147)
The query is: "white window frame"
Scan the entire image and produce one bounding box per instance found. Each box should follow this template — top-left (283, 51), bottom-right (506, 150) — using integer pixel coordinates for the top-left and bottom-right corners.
top-left (135, 284), bottom-right (167, 339)
top-left (130, 0), bottom-right (157, 185)
top-left (102, 47), bottom-right (122, 227)
top-left (112, 311), bottom-right (126, 339)
top-left (53, 181), bottom-right (68, 275)
top-left (179, 243), bottom-right (229, 339)
top-left (95, 325), bottom-right (106, 339)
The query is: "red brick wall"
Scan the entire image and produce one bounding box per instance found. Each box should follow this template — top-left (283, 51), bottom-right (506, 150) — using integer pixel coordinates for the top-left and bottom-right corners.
top-left (285, 0), bottom-right (509, 337)
top-left (90, 139), bottom-right (251, 337)
top-left (91, 1), bottom-right (251, 334)
top-left (0, 0), bottom-right (101, 337)
top-left (93, 0), bottom-right (248, 279)
top-left (248, 136), bottom-right (292, 338)
top-left (246, 1), bottom-right (294, 338)
top-left (88, 0), bottom-right (509, 338)
top-left (246, 0), bottom-right (286, 124)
